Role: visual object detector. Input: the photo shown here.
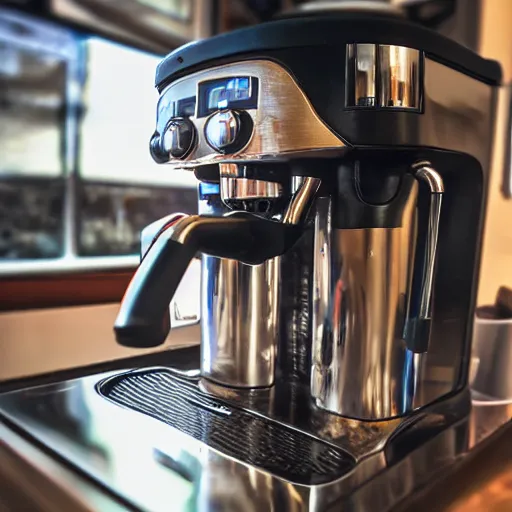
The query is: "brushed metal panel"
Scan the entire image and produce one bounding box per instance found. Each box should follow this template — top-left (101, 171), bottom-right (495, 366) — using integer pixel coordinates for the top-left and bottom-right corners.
top-left (156, 60), bottom-right (346, 168)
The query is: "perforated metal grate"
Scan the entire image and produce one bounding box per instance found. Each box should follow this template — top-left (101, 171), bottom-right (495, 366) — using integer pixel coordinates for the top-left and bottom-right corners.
top-left (98, 369), bottom-right (354, 485)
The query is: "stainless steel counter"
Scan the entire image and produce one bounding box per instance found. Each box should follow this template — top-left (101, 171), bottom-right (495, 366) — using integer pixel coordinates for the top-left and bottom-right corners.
top-left (0, 346), bottom-right (510, 511)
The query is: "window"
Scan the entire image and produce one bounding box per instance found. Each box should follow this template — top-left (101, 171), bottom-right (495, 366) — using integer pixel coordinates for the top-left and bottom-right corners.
top-left (77, 37), bottom-right (197, 257)
top-left (0, 9), bottom-right (198, 309)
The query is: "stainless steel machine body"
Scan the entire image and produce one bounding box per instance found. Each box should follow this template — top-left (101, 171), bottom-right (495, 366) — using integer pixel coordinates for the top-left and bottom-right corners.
top-left (111, 9), bottom-right (502, 510)
top-left (121, 50), bottom-right (495, 414)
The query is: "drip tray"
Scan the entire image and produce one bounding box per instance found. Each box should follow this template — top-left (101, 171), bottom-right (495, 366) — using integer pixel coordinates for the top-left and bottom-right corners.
top-left (97, 369), bottom-right (355, 485)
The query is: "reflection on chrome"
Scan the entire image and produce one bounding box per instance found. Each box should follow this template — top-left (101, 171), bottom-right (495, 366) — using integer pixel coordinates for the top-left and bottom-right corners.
top-left (220, 177), bottom-right (283, 205)
top-left (311, 190), bottom-right (425, 419)
top-left (347, 43), bottom-right (421, 109)
top-left (403, 164), bottom-right (444, 352)
top-left (0, 349), bottom-right (510, 511)
top-left (201, 255), bottom-right (280, 388)
top-left (201, 174), bottom-right (320, 389)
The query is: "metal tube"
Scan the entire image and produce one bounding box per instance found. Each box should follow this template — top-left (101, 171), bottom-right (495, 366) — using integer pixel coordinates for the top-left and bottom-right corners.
top-left (404, 163), bottom-right (444, 352)
top-left (282, 177), bottom-right (321, 225)
top-left (413, 164), bottom-right (444, 321)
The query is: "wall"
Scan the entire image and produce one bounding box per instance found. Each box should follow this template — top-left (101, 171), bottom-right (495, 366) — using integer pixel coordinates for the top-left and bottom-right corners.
top-left (477, 0), bottom-right (512, 304)
top-left (0, 261), bottom-right (200, 382)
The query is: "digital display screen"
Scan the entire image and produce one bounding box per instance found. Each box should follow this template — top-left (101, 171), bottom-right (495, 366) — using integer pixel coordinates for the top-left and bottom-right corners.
top-left (198, 76), bottom-right (258, 117)
top-left (198, 182), bottom-right (220, 198)
top-left (207, 77), bottom-right (251, 109)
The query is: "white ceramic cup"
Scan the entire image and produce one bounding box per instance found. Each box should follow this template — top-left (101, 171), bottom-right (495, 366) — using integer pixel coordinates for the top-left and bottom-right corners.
top-left (471, 306), bottom-right (512, 400)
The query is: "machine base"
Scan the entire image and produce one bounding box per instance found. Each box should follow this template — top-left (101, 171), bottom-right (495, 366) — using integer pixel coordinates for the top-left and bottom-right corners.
top-left (0, 346), bottom-right (510, 511)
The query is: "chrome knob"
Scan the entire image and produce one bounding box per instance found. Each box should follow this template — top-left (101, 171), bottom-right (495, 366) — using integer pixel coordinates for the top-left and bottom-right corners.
top-left (204, 109), bottom-right (252, 153)
top-left (161, 117), bottom-right (196, 159)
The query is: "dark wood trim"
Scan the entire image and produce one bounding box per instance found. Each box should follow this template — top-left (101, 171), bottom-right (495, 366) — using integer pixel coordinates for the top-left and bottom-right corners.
top-left (0, 269), bottom-right (135, 311)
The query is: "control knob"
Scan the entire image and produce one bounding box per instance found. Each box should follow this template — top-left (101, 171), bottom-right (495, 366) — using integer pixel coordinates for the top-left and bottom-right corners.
top-left (204, 109), bottom-right (253, 153)
top-left (150, 117), bottom-right (196, 163)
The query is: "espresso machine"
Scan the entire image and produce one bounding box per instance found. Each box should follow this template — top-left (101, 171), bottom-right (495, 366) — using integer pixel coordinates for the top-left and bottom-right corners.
top-left (107, 6), bottom-right (501, 510)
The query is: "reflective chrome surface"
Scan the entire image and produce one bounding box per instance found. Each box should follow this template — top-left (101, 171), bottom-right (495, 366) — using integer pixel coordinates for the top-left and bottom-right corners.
top-left (0, 422), bottom-right (129, 512)
top-left (153, 56), bottom-right (494, 168)
top-left (405, 164), bottom-right (444, 347)
top-left (311, 191), bottom-right (424, 419)
top-left (199, 176), bottom-right (320, 387)
top-left (379, 45), bottom-right (421, 109)
top-left (154, 60), bottom-right (345, 168)
top-left (218, 162), bottom-right (286, 212)
top-left (199, 189), bottom-right (280, 388)
top-left (282, 177), bottom-right (322, 224)
top-left (200, 176), bottom-right (320, 389)
top-left (220, 177), bottom-right (282, 202)
top-left (107, 40), bottom-right (500, 509)
top-left (0, 346), bottom-right (510, 511)
top-left (201, 255), bottom-right (280, 387)
top-left (347, 43), bottom-right (377, 107)
top-left (413, 162), bottom-right (445, 194)
top-left (161, 118), bottom-right (196, 159)
top-left (142, 50), bottom-right (493, 411)
top-left (218, 162), bottom-right (241, 178)
top-left (311, 163), bottom-right (448, 419)
top-left (204, 110), bottom-right (241, 151)
top-left (295, 1), bottom-right (404, 16)
top-left (347, 44), bottom-right (421, 109)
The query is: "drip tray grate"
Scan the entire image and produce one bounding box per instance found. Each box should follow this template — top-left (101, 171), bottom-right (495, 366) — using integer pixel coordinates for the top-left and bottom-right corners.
top-left (98, 369), bottom-right (355, 485)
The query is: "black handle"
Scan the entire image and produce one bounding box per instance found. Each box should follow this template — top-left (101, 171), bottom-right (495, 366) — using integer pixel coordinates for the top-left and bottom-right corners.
top-left (115, 213), bottom-right (188, 348)
top-left (115, 236), bottom-right (197, 348)
top-left (115, 213), bottom-right (302, 348)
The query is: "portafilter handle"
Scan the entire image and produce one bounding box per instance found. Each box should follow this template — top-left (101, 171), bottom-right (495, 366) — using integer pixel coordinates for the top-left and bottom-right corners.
top-left (140, 212), bottom-right (188, 259)
top-left (114, 212), bottom-right (303, 348)
top-left (137, 213), bottom-right (189, 341)
top-left (404, 162), bottom-right (444, 353)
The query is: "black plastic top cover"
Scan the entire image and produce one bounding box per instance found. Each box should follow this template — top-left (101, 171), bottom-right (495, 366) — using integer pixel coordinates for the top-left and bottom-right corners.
top-left (155, 12), bottom-right (501, 90)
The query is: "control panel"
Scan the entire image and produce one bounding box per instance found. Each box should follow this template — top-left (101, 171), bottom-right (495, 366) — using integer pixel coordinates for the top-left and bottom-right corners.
top-left (150, 60), bottom-right (344, 168)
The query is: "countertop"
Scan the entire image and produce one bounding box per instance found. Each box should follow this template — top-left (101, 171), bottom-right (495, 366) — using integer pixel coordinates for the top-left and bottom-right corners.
top-left (399, 417), bottom-right (512, 512)
top-left (0, 346), bottom-right (510, 511)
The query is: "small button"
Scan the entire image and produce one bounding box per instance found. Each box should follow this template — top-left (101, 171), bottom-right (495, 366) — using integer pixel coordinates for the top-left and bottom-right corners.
top-left (204, 110), bottom-right (241, 152)
top-left (161, 117), bottom-right (196, 159)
